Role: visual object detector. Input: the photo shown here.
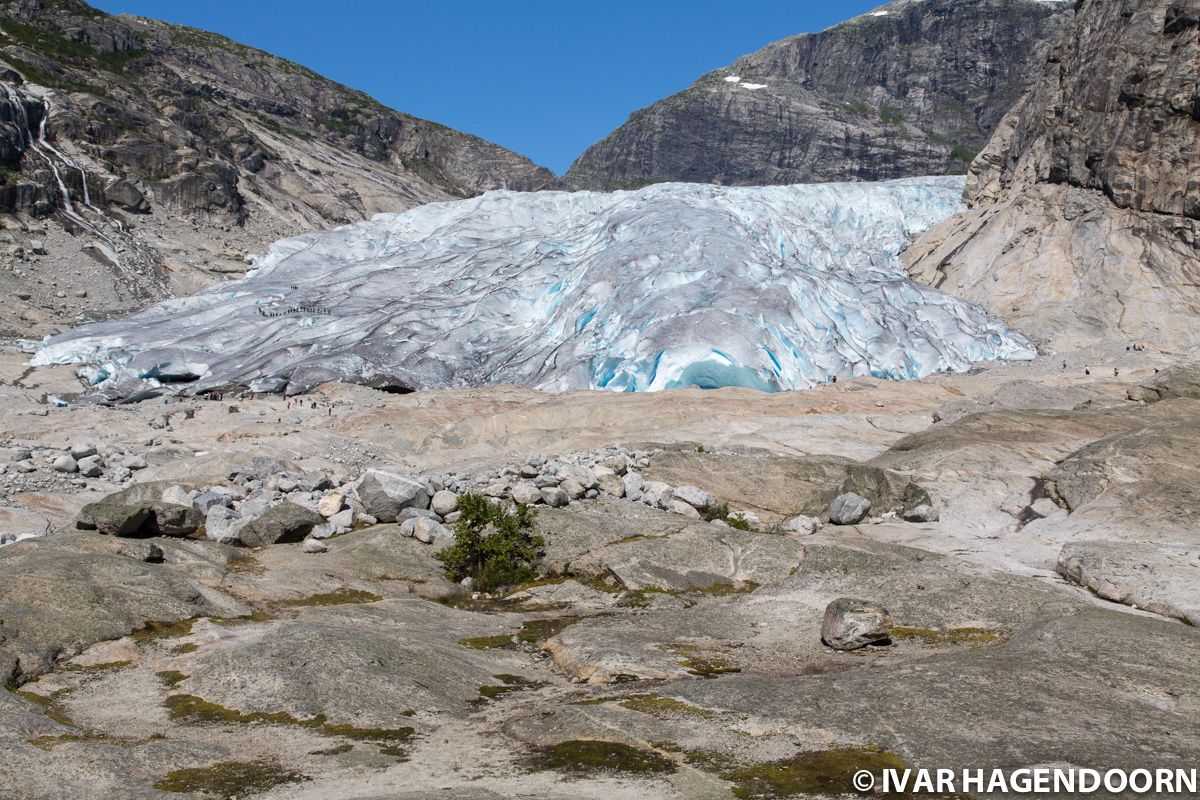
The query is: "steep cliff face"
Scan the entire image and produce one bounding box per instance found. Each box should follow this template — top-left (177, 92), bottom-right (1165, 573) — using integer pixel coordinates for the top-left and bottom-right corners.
top-left (564, 0), bottom-right (1072, 190)
top-left (906, 0), bottom-right (1200, 351)
top-left (0, 0), bottom-right (555, 337)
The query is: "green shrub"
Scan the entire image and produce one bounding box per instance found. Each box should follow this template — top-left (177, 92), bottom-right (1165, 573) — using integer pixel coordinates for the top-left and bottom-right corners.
top-left (437, 494), bottom-right (543, 593)
top-left (700, 502), bottom-right (752, 531)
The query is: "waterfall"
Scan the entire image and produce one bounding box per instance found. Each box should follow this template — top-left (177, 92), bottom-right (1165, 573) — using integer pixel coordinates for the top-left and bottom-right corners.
top-left (2, 82), bottom-right (113, 247)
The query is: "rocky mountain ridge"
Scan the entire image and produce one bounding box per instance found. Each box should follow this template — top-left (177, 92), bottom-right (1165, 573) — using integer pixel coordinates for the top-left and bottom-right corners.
top-left (905, 0), bottom-right (1200, 350)
top-left (0, 0), bottom-right (554, 338)
top-left (565, 0), bottom-right (1073, 190)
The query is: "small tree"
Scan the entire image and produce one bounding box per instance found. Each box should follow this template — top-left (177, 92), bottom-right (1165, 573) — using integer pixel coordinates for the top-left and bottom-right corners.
top-left (437, 494), bottom-right (544, 593)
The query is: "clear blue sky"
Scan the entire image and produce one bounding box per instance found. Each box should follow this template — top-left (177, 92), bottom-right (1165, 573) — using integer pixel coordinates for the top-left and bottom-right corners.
top-left (91, 1), bottom-right (882, 175)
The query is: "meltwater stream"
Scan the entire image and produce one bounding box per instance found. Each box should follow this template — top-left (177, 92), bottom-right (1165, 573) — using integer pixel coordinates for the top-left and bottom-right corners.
top-left (34, 176), bottom-right (1035, 398)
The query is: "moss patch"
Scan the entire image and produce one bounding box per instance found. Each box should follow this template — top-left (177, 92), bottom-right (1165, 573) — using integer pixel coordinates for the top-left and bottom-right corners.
top-left (891, 627), bottom-right (1006, 647)
top-left (60, 660), bottom-right (131, 672)
top-left (156, 670), bottom-right (189, 689)
top-left (164, 694), bottom-right (413, 747)
top-left (131, 618), bottom-right (196, 643)
top-left (527, 739), bottom-right (677, 776)
top-left (474, 673), bottom-right (542, 705)
top-left (210, 609), bottom-right (275, 627)
top-left (459, 615), bottom-right (581, 650)
top-left (660, 643), bottom-right (741, 677)
top-left (154, 760), bottom-right (307, 797)
top-left (272, 588), bottom-right (383, 608)
top-left (722, 746), bottom-right (908, 798)
top-left (619, 693), bottom-right (718, 719)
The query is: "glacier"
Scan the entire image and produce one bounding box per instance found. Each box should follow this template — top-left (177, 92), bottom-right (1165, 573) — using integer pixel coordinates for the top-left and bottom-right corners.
top-left (33, 176), bottom-right (1035, 398)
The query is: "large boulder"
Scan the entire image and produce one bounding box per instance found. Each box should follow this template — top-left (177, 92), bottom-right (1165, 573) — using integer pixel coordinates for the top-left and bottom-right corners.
top-left (76, 501), bottom-right (201, 538)
top-left (821, 597), bottom-right (893, 651)
top-left (237, 502), bottom-right (324, 547)
top-left (204, 505), bottom-right (245, 544)
top-left (829, 492), bottom-right (871, 525)
top-left (355, 470), bottom-right (430, 522)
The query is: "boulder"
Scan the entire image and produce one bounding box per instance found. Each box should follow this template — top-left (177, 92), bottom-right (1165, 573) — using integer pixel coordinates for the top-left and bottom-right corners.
top-left (511, 482), bottom-right (542, 505)
top-left (556, 464), bottom-right (598, 490)
top-left (668, 499), bottom-right (702, 519)
top-left (355, 470), bottom-right (431, 522)
top-left (412, 517), bottom-right (451, 544)
top-left (52, 455), bottom-right (77, 473)
top-left (77, 454), bottom-right (104, 477)
top-left (69, 442), bottom-right (97, 459)
top-left (641, 481), bottom-right (673, 509)
top-left (431, 489), bottom-right (459, 516)
top-left (192, 489), bottom-right (232, 513)
top-left (151, 503), bottom-right (204, 536)
top-left (596, 471), bottom-right (625, 498)
top-left (821, 597), bottom-right (893, 650)
top-left (327, 508), bottom-right (355, 530)
top-left (829, 492), bottom-right (871, 525)
top-left (673, 484), bottom-right (715, 509)
top-left (541, 486), bottom-right (569, 508)
top-left (560, 476), bottom-right (587, 500)
top-left (301, 538), bottom-right (328, 554)
top-left (237, 502), bottom-right (324, 547)
top-left (783, 515), bottom-right (819, 535)
top-left (204, 505), bottom-right (244, 544)
top-left (161, 485), bottom-right (194, 507)
top-left (622, 471), bottom-right (645, 502)
top-left (317, 490), bottom-right (346, 517)
top-left (76, 501), bottom-right (201, 538)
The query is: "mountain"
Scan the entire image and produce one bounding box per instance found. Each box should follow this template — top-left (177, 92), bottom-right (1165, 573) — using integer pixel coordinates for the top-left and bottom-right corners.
top-left (33, 177), bottom-right (1034, 400)
top-left (905, 0), bottom-right (1200, 350)
top-left (564, 0), bottom-right (1073, 191)
top-left (0, 0), bottom-right (555, 338)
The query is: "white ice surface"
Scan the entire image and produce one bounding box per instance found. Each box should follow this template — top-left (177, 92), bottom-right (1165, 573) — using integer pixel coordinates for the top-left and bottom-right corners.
top-left (34, 177), bottom-right (1035, 397)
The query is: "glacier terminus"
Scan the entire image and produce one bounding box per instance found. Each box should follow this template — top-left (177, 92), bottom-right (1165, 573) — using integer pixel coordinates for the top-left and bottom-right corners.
top-left (33, 176), bottom-right (1036, 398)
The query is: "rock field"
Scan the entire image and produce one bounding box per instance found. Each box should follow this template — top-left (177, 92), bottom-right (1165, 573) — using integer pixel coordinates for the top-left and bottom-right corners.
top-left (2, 341), bottom-right (1198, 799)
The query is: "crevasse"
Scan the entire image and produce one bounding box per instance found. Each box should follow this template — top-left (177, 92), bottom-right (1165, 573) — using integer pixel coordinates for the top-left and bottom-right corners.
top-left (33, 176), bottom-right (1035, 398)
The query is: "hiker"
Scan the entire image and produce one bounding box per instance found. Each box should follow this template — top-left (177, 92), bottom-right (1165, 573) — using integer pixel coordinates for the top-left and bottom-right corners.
top-left (1113, 368), bottom-right (1119, 378)
top-left (1084, 366), bottom-right (1090, 376)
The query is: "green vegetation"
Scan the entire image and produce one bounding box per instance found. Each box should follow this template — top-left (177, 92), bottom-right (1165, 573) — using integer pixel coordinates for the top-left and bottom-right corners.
top-left (438, 494), bottom-right (544, 593)
top-left (842, 100), bottom-right (874, 116)
top-left (319, 107), bottom-right (360, 135)
top-left (154, 760), bottom-right (307, 797)
top-left (156, 670), bottom-right (189, 689)
top-left (891, 626), bottom-right (1006, 647)
top-left (164, 693), bottom-right (414, 747)
top-left (130, 618), bottom-right (195, 643)
top-left (527, 739), bottom-right (677, 776)
top-left (879, 106), bottom-right (905, 126)
top-left (949, 145), bottom-right (977, 164)
top-left (721, 746), bottom-right (909, 798)
top-left (619, 693), bottom-right (718, 719)
top-left (458, 615), bottom-right (580, 650)
top-left (701, 502), bottom-right (753, 530)
top-left (475, 674), bottom-right (541, 704)
top-left (60, 660), bottom-right (131, 672)
top-left (272, 588), bottom-right (383, 608)
top-left (660, 642), bottom-right (741, 677)
top-left (0, 17), bottom-right (144, 75)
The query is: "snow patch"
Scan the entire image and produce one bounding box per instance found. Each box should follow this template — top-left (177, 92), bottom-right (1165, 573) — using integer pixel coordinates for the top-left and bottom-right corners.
top-left (741, 83), bottom-right (768, 90)
top-left (34, 177), bottom-right (1035, 398)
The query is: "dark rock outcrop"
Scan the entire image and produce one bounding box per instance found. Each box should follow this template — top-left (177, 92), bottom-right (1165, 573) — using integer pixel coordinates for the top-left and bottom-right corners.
top-left (905, 0), bottom-right (1200, 349)
top-left (565, 0), bottom-right (1072, 190)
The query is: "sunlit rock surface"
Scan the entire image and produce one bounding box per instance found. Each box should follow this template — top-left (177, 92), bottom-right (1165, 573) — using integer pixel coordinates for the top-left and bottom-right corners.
top-left (34, 176), bottom-right (1034, 397)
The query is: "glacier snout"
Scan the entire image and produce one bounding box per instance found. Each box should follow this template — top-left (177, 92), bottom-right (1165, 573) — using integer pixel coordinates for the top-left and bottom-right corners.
top-left (34, 177), bottom-right (1035, 397)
